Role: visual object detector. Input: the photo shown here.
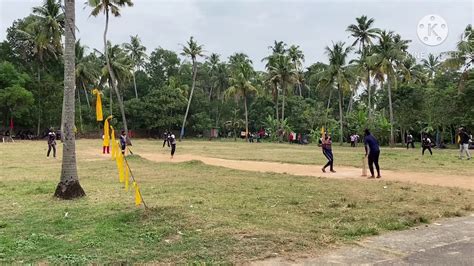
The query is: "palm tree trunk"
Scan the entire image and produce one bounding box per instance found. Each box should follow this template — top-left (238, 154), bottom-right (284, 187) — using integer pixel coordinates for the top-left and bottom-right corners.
top-left (298, 82), bottom-right (302, 97)
top-left (81, 81), bottom-right (91, 110)
top-left (244, 95), bottom-right (249, 142)
top-left (275, 83), bottom-right (279, 122)
top-left (54, 0), bottom-right (85, 199)
top-left (338, 85), bottom-right (344, 145)
top-left (109, 81), bottom-right (113, 115)
top-left (132, 71), bottom-right (138, 99)
top-left (325, 88), bottom-right (332, 124)
top-left (281, 83), bottom-right (286, 124)
top-left (180, 60), bottom-right (198, 141)
top-left (215, 103), bottom-right (219, 128)
top-left (387, 77), bottom-right (395, 147)
top-left (104, 10), bottom-right (128, 136)
top-left (61, 83), bottom-right (66, 142)
top-left (209, 86), bottom-right (213, 102)
top-left (347, 81), bottom-right (359, 115)
top-left (36, 66), bottom-right (41, 136)
top-left (77, 88), bottom-right (83, 133)
top-left (367, 69), bottom-right (371, 118)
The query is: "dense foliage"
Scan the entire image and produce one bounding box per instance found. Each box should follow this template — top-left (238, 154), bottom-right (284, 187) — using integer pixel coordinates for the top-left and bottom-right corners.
top-left (1, 0), bottom-right (473, 145)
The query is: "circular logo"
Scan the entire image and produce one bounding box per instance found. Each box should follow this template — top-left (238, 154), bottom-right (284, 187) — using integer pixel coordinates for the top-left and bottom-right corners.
top-left (417, 14), bottom-right (448, 46)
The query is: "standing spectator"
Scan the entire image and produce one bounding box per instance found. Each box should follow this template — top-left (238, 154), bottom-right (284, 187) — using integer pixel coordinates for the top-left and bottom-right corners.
top-left (355, 134), bottom-right (360, 147)
top-left (406, 133), bottom-right (415, 149)
top-left (458, 127), bottom-right (472, 160)
top-left (120, 130), bottom-right (127, 155)
top-left (350, 134), bottom-right (356, 147)
top-left (47, 128), bottom-right (57, 158)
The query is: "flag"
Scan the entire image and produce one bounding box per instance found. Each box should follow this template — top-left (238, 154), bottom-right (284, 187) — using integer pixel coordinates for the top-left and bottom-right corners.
top-left (116, 152), bottom-right (125, 183)
top-left (134, 182), bottom-right (142, 206)
top-left (102, 115), bottom-right (113, 148)
top-left (110, 126), bottom-right (116, 159)
top-left (92, 89), bottom-right (103, 121)
top-left (124, 164), bottom-right (130, 191)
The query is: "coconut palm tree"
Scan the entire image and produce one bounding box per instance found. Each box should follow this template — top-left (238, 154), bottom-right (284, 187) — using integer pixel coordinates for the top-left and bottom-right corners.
top-left (179, 36), bottom-right (204, 140)
top-left (421, 53), bottom-right (440, 80)
top-left (268, 54), bottom-right (297, 125)
top-left (347, 15), bottom-right (379, 117)
top-left (288, 45), bottom-right (305, 96)
top-left (262, 48), bottom-right (281, 121)
top-left (87, 0), bottom-right (133, 136)
top-left (54, 0), bottom-right (85, 199)
top-left (17, 0), bottom-right (64, 136)
top-left (225, 61), bottom-right (257, 141)
top-left (369, 30), bottom-right (408, 146)
top-left (400, 54), bottom-right (427, 85)
top-left (33, 0), bottom-right (66, 139)
top-left (32, 0), bottom-right (64, 52)
top-left (207, 53), bottom-right (221, 100)
top-left (321, 42), bottom-right (354, 144)
top-left (123, 34), bottom-right (147, 99)
top-left (443, 24), bottom-right (474, 93)
top-left (96, 42), bottom-right (133, 115)
top-left (76, 40), bottom-right (100, 110)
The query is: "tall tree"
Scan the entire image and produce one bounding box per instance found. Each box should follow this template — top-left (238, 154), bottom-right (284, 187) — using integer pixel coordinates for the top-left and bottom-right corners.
top-left (347, 15), bottom-right (379, 117)
top-left (268, 54), bottom-right (297, 125)
top-left (179, 36), bottom-right (203, 140)
top-left (87, 0), bottom-right (133, 136)
top-left (288, 45), bottom-right (305, 96)
top-left (33, 0), bottom-right (67, 139)
top-left (123, 34), bottom-right (147, 99)
top-left (54, 0), bottom-right (85, 199)
top-left (32, 0), bottom-right (64, 52)
top-left (16, 0), bottom-right (64, 135)
top-left (421, 53), bottom-right (440, 81)
top-left (444, 24), bottom-right (474, 93)
top-left (225, 61), bottom-right (257, 141)
top-left (76, 40), bottom-right (100, 110)
top-left (370, 30), bottom-right (408, 146)
top-left (207, 53), bottom-right (221, 100)
top-left (263, 41), bottom-right (287, 122)
top-left (322, 42), bottom-right (353, 144)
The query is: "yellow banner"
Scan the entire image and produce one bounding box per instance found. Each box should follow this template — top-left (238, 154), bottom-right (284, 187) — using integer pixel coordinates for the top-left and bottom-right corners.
top-left (92, 89), bottom-right (103, 122)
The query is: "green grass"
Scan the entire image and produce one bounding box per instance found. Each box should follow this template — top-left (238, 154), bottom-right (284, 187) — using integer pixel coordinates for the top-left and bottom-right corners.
top-left (0, 140), bottom-right (473, 263)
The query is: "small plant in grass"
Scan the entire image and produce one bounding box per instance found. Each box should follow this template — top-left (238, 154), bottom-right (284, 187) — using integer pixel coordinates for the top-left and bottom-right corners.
top-left (443, 210), bottom-right (463, 217)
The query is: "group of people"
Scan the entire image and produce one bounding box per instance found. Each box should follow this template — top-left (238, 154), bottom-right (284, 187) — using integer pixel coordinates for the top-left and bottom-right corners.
top-left (162, 131), bottom-right (177, 158)
top-left (320, 129), bottom-right (381, 178)
top-left (319, 127), bottom-right (472, 179)
top-left (349, 134), bottom-right (360, 147)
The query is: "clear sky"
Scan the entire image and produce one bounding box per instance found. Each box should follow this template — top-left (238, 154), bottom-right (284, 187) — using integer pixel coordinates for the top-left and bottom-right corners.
top-left (1, 0), bottom-right (473, 70)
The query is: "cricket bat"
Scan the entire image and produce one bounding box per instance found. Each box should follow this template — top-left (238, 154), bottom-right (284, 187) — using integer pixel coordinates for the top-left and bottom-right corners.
top-left (361, 156), bottom-right (367, 176)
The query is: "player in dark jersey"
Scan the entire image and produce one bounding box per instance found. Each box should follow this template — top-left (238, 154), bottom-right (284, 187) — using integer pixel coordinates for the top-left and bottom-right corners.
top-left (364, 129), bottom-right (381, 178)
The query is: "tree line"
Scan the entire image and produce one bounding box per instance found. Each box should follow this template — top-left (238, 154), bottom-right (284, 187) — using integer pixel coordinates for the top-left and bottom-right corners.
top-left (1, 0), bottom-right (473, 146)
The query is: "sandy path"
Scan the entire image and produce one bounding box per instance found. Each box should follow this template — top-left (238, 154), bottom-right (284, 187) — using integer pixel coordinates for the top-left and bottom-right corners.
top-left (139, 153), bottom-right (474, 190)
